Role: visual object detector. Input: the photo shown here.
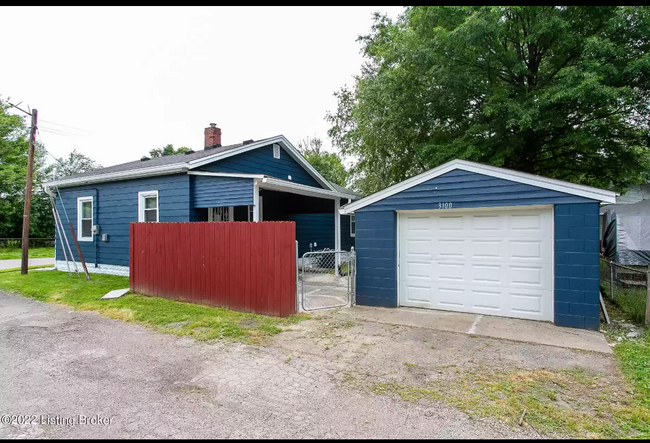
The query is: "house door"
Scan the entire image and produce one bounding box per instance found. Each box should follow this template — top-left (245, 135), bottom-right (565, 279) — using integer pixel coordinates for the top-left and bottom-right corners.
top-left (208, 207), bottom-right (234, 222)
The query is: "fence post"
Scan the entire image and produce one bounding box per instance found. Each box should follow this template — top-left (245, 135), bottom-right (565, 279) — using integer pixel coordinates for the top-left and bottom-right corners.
top-left (610, 262), bottom-right (614, 302)
top-left (646, 265), bottom-right (650, 326)
top-left (296, 241), bottom-right (299, 314)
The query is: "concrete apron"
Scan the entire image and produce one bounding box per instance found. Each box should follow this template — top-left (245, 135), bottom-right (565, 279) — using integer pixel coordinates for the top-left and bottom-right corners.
top-left (345, 306), bottom-right (612, 354)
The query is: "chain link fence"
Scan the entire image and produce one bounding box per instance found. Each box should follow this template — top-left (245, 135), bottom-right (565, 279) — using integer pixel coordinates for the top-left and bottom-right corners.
top-left (299, 249), bottom-right (356, 311)
top-left (600, 257), bottom-right (650, 324)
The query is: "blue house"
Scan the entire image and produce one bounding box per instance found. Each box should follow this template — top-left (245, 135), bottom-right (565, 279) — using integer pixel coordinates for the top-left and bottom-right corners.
top-left (44, 124), bottom-right (360, 276)
top-left (340, 160), bottom-right (617, 330)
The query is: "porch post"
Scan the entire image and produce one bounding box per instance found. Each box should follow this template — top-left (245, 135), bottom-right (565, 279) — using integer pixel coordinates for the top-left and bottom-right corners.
top-left (335, 198), bottom-right (341, 276)
top-left (253, 179), bottom-right (260, 222)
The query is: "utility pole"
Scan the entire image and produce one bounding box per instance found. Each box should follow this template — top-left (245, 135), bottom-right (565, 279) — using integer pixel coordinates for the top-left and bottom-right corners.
top-left (20, 109), bottom-right (38, 275)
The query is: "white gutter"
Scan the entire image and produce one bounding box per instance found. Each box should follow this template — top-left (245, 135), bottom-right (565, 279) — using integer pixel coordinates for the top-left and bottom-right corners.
top-left (43, 164), bottom-right (188, 190)
top-left (261, 177), bottom-right (358, 201)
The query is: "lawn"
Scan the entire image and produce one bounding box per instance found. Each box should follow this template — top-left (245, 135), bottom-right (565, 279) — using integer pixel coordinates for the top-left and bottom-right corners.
top-left (0, 270), bottom-right (305, 344)
top-left (0, 247), bottom-right (55, 260)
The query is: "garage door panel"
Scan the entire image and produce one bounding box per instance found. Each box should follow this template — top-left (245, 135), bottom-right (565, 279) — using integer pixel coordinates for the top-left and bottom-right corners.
top-left (509, 265), bottom-right (547, 288)
top-left (437, 286), bottom-right (465, 307)
top-left (399, 207), bottom-right (554, 322)
top-left (438, 215), bottom-right (464, 231)
top-left (435, 239), bottom-right (466, 259)
top-left (471, 263), bottom-right (503, 284)
top-left (405, 239), bottom-right (433, 258)
top-left (471, 239), bottom-right (504, 259)
top-left (470, 289), bottom-right (502, 310)
top-left (437, 261), bottom-right (466, 283)
top-left (404, 285), bottom-right (432, 304)
top-left (404, 260), bottom-right (433, 279)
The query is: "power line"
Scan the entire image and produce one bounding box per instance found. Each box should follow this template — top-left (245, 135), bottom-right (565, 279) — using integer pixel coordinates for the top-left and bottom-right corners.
top-left (39, 118), bottom-right (89, 134)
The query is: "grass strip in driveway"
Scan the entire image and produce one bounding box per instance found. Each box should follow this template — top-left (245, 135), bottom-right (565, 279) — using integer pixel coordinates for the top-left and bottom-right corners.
top-left (0, 265), bottom-right (54, 274)
top-left (0, 247), bottom-right (54, 260)
top-left (0, 270), bottom-right (306, 344)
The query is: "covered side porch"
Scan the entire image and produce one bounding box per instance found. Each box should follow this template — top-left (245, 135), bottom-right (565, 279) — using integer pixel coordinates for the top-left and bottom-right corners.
top-left (188, 172), bottom-right (357, 257)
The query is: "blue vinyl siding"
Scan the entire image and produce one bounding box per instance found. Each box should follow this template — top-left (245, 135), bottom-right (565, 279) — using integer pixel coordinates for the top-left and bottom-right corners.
top-left (200, 144), bottom-right (325, 188)
top-left (54, 173), bottom-right (190, 267)
top-left (354, 169), bottom-right (602, 329)
top-left (554, 202), bottom-right (601, 330)
top-left (285, 214), bottom-right (334, 256)
top-left (359, 170), bottom-right (593, 212)
top-left (341, 214), bottom-right (355, 252)
top-left (190, 175), bottom-right (253, 208)
top-left (355, 211), bottom-right (397, 307)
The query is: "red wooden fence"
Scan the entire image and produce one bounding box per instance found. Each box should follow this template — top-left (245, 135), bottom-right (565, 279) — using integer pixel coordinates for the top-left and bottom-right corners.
top-left (129, 222), bottom-right (296, 317)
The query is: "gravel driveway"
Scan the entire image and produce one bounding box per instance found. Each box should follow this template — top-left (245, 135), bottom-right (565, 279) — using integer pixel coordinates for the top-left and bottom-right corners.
top-left (0, 291), bottom-right (616, 439)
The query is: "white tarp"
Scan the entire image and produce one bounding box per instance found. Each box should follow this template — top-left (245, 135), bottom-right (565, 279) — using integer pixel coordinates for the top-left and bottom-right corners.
top-left (602, 199), bottom-right (650, 266)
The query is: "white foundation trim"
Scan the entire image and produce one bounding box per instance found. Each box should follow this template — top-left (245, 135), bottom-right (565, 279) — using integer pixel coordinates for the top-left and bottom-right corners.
top-left (55, 260), bottom-right (129, 277)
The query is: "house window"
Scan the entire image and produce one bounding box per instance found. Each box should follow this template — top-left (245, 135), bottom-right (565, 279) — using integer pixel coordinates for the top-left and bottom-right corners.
top-left (273, 143), bottom-right (281, 159)
top-left (350, 214), bottom-right (355, 237)
top-left (77, 196), bottom-right (93, 241)
top-left (138, 191), bottom-right (159, 222)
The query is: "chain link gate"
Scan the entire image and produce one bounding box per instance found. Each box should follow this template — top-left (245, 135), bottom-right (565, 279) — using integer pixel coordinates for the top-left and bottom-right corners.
top-left (299, 249), bottom-right (356, 311)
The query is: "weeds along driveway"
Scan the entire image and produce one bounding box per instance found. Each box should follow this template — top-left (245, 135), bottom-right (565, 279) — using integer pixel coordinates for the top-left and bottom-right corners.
top-left (0, 291), bottom-right (539, 439)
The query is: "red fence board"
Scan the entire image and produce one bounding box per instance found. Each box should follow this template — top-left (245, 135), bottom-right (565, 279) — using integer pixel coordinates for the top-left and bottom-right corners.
top-left (129, 222), bottom-right (296, 317)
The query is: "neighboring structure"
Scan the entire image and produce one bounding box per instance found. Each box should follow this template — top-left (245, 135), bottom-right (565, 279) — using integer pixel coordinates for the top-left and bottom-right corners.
top-left (600, 183), bottom-right (650, 266)
top-left (340, 160), bottom-right (617, 330)
top-left (44, 124), bottom-right (360, 276)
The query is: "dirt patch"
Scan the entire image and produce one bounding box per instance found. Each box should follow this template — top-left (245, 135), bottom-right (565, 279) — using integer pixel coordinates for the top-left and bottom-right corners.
top-left (270, 308), bottom-right (633, 438)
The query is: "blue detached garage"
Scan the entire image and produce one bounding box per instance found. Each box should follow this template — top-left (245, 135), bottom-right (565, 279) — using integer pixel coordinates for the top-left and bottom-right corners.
top-left (340, 160), bottom-right (617, 330)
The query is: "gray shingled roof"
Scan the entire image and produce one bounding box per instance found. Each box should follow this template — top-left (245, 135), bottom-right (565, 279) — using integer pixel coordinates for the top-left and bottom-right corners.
top-left (61, 138), bottom-right (276, 180)
top-left (56, 135), bottom-right (362, 198)
top-left (329, 181), bottom-right (363, 198)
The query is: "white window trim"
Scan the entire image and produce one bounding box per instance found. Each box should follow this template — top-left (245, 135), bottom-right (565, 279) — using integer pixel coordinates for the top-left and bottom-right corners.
top-left (273, 143), bottom-right (281, 159)
top-left (138, 190), bottom-right (159, 222)
top-left (350, 214), bottom-right (355, 237)
top-left (77, 196), bottom-right (94, 242)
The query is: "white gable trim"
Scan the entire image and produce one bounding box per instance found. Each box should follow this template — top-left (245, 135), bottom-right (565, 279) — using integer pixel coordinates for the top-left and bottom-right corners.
top-left (339, 159), bottom-right (617, 214)
top-left (187, 135), bottom-right (336, 192)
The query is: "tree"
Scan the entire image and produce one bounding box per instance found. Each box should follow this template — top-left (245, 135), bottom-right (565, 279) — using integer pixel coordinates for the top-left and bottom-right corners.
top-left (52, 149), bottom-right (102, 178)
top-left (0, 98), bottom-right (54, 239)
top-left (149, 144), bottom-right (190, 158)
top-left (297, 136), bottom-right (349, 187)
top-left (327, 6), bottom-right (650, 195)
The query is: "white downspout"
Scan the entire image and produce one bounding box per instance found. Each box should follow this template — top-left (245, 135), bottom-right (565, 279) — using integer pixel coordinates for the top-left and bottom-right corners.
top-left (253, 179), bottom-right (260, 222)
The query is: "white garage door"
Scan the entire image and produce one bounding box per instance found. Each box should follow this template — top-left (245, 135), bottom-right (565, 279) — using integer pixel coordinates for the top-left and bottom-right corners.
top-left (398, 206), bottom-right (553, 321)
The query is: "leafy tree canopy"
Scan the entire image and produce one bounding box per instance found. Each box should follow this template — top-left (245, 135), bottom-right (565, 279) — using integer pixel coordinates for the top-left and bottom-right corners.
top-left (327, 6), bottom-right (650, 195)
top-left (52, 149), bottom-right (102, 178)
top-left (297, 136), bottom-right (349, 187)
top-left (149, 144), bottom-right (190, 158)
top-left (0, 98), bottom-right (53, 238)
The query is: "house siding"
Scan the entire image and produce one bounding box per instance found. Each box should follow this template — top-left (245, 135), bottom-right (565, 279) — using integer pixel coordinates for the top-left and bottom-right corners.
top-left (199, 144), bottom-right (324, 188)
top-left (354, 169), bottom-right (601, 330)
top-left (283, 213), bottom-right (355, 257)
top-left (190, 175), bottom-right (253, 208)
top-left (54, 173), bottom-right (190, 267)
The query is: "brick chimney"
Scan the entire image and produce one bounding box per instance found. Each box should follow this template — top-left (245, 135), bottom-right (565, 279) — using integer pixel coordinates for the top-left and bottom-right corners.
top-left (204, 123), bottom-right (222, 149)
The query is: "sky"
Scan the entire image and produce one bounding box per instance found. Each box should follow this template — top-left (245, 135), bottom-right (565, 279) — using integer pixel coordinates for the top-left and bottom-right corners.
top-left (2, 6), bottom-right (404, 168)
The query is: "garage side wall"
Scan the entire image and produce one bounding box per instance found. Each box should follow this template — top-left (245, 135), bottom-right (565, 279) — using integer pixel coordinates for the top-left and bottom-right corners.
top-left (355, 211), bottom-right (398, 307)
top-left (554, 203), bottom-right (601, 330)
top-left (354, 170), bottom-right (602, 329)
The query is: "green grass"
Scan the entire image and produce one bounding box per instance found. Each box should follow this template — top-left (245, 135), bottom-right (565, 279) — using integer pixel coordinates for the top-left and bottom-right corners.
top-left (360, 367), bottom-right (650, 439)
top-left (0, 247), bottom-right (55, 260)
top-left (0, 270), bottom-right (306, 344)
top-left (600, 282), bottom-right (647, 325)
top-left (0, 265), bottom-right (54, 274)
